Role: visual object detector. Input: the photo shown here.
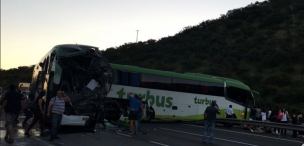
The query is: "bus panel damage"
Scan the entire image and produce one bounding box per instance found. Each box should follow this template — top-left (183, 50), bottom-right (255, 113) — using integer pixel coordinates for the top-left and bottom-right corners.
top-left (30, 44), bottom-right (115, 128)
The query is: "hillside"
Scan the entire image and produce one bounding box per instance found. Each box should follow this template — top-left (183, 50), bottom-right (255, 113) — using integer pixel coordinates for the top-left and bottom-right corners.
top-left (101, 0), bottom-right (304, 112)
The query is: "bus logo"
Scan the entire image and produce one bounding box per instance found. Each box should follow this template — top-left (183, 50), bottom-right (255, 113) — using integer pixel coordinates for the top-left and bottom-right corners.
top-left (194, 97), bottom-right (213, 105)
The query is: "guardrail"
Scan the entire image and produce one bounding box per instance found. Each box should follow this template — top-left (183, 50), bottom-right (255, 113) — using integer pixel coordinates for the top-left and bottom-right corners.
top-left (215, 118), bottom-right (304, 131)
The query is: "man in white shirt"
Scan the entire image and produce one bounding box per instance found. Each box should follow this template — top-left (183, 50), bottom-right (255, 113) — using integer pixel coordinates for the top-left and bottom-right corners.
top-left (225, 105), bottom-right (234, 128)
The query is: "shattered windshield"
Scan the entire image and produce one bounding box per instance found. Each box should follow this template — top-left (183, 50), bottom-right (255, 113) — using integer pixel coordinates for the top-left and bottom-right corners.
top-left (56, 51), bottom-right (113, 121)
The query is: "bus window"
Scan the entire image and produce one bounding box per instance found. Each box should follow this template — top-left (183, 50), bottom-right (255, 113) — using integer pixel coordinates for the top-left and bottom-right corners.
top-left (200, 82), bottom-right (224, 97)
top-left (130, 73), bottom-right (140, 86)
top-left (172, 78), bottom-right (199, 93)
top-left (226, 86), bottom-right (250, 105)
top-left (44, 57), bottom-right (49, 73)
top-left (112, 69), bottom-right (119, 84)
top-left (37, 71), bottom-right (44, 89)
top-left (116, 70), bottom-right (140, 87)
top-left (122, 72), bottom-right (129, 85)
top-left (141, 74), bottom-right (171, 90)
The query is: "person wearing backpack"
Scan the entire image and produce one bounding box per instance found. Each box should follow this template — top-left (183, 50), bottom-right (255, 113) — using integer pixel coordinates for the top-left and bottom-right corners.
top-left (47, 91), bottom-right (71, 141)
top-left (24, 91), bottom-right (47, 137)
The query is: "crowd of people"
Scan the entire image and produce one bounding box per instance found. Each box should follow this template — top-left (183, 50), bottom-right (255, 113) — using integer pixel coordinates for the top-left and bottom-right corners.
top-left (0, 84), bottom-right (71, 143)
top-left (244, 105), bottom-right (304, 138)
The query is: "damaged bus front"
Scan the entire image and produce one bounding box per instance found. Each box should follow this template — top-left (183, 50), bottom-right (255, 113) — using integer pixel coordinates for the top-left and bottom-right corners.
top-left (30, 44), bottom-right (114, 127)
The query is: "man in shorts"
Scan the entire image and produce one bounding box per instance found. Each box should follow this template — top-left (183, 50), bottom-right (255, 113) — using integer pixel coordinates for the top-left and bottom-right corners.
top-left (0, 84), bottom-right (24, 143)
top-left (127, 92), bottom-right (143, 135)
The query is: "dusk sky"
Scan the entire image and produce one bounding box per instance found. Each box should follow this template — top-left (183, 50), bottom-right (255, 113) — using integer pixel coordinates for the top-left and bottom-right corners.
top-left (1, 0), bottom-right (265, 70)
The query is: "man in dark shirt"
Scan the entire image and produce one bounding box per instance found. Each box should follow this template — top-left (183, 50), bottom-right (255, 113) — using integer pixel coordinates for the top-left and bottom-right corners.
top-left (0, 84), bottom-right (23, 143)
top-left (127, 92), bottom-right (143, 135)
top-left (203, 100), bottom-right (220, 144)
top-left (291, 113), bottom-right (299, 138)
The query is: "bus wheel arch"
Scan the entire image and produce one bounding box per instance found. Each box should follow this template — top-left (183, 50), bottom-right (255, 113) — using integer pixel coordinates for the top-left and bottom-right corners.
top-left (143, 106), bottom-right (155, 122)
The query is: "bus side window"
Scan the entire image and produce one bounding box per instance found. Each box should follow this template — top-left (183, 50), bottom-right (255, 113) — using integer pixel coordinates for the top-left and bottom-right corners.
top-left (226, 86), bottom-right (248, 105)
top-left (122, 71), bottom-right (129, 85)
top-left (130, 73), bottom-right (140, 86)
top-left (200, 82), bottom-right (224, 97)
top-left (172, 78), bottom-right (199, 93)
top-left (44, 57), bottom-right (49, 73)
top-left (200, 85), bottom-right (208, 94)
top-left (112, 69), bottom-right (120, 84)
top-left (141, 74), bottom-right (171, 90)
top-left (37, 71), bottom-right (44, 89)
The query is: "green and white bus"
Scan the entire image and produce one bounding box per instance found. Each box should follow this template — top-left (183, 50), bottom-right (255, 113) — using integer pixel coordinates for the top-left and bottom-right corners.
top-left (107, 63), bottom-right (259, 121)
top-left (30, 44), bottom-right (259, 126)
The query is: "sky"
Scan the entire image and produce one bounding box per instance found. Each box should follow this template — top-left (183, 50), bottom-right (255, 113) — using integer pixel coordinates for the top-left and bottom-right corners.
top-left (1, 0), bottom-right (265, 70)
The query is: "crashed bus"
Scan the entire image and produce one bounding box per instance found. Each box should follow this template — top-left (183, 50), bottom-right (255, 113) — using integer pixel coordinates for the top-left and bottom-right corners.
top-left (29, 44), bottom-right (114, 127)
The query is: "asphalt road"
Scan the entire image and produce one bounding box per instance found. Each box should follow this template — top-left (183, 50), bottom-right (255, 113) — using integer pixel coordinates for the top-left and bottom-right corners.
top-left (0, 114), bottom-right (303, 146)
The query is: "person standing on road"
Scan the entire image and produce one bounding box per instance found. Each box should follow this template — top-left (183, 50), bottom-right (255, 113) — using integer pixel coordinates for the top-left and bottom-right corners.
top-left (0, 84), bottom-right (24, 143)
top-left (13, 85), bottom-right (23, 124)
top-left (261, 109), bottom-right (267, 121)
top-left (225, 105), bottom-right (234, 128)
top-left (267, 109), bottom-right (272, 120)
top-left (269, 106), bottom-right (279, 136)
top-left (279, 108), bottom-right (289, 136)
top-left (22, 94), bottom-right (35, 127)
top-left (291, 113), bottom-right (299, 138)
top-left (203, 100), bottom-right (221, 144)
top-left (47, 91), bottom-right (71, 141)
top-left (25, 91), bottom-right (47, 137)
top-left (255, 106), bottom-right (261, 120)
top-left (127, 92), bottom-right (143, 135)
top-left (136, 95), bottom-right (144, 132)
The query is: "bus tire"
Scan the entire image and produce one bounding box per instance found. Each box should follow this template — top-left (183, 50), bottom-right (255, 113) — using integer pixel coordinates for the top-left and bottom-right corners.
top-left (142, 106), bottom-right (155, 123)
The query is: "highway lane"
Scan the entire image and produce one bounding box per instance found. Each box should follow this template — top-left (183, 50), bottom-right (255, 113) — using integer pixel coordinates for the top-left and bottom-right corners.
top-left (120, 122), bottom-right (304, 146)
top-left (1, 114), bottom-right (304, 146)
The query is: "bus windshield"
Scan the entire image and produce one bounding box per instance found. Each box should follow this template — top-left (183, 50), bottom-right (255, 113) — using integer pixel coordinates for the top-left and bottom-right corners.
top-left (226, 86), bottom-right (254, 106)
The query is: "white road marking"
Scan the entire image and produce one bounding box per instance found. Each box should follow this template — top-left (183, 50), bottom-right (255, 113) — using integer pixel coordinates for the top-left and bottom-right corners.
top-left (117, 133), bottom-right (132, 137)
top-left (160, 127), bottom-right (258, 146)
top-left (184, 124), bottom-right (303, 144)
top-left (149, 141), bottom-right (170, 146)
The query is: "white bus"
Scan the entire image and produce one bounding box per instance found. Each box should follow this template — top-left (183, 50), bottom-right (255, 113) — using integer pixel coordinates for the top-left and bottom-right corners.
top-left (107, 63), bottom-right (260, 122)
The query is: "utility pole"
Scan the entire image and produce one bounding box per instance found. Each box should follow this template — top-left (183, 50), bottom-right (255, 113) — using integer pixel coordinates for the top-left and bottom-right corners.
top-left (136, 30), bottom-right (139, 43)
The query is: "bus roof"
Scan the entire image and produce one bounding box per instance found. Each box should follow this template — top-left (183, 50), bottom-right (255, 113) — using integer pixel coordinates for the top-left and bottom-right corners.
top-left (110, 63), bottom-right (252, 91)
top-left (183, 73), bottom-right (250, 90)
top-left (35, 44), bottom-right (99, 68)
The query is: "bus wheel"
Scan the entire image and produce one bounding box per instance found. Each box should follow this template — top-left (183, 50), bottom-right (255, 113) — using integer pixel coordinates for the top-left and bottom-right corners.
top-left (143, 106), bottom-right (155, 123)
